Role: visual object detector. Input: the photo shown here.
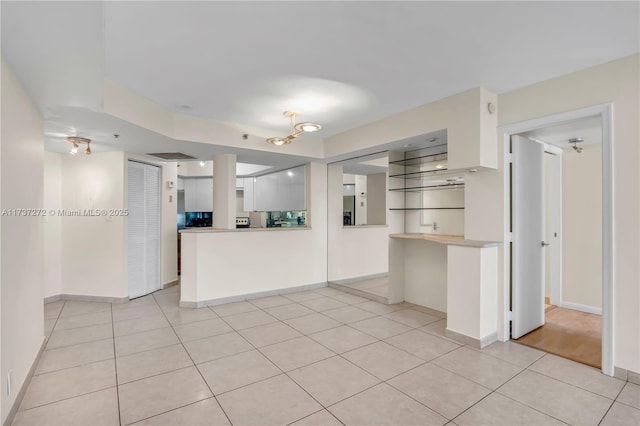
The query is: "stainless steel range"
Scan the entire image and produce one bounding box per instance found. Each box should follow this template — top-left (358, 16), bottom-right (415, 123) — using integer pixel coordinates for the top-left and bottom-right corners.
top-left (235, 217), bottom-right (250, 228)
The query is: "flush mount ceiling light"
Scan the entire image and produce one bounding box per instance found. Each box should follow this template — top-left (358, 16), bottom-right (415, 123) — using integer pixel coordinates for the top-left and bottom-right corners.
top-left (266, 111), bottom-right (322, 146)
top-left (67, 136), bottom-right (91, 155)
top-left (569, 137), bottom-right (584, 153)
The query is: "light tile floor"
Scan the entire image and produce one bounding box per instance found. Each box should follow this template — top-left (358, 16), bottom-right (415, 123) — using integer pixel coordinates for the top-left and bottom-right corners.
top-left (15, 285), bottom-right (639, 425)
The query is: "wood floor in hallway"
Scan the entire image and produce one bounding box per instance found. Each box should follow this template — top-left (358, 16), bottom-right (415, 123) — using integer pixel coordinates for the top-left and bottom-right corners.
top-left (514, 306), bottom-right (602, 369)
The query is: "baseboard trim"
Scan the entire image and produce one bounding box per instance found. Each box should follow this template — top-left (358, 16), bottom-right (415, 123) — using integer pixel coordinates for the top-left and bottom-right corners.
top-left (180, 282), bottom-right (328, 308)
top-left (162, 279), bottom-right (179, 290)
top-left (3, 337), bottom-right (47, 426)
top-left (614, 366), bottom-right (640, 384)
top-left (328, 273), bottom-right (388, 285)
top-left (445, 329), bottom-right (497, 349)
top-left (411, 305), bottom-right (447, 319)
top-left (44, 294), bottom-right (129, 304)
top-left (43, 294), bottom-right (62, 304)
top-left (328, 283), bottom-right (388, 304)
top-left (560, 301), bottom-right (602, 315)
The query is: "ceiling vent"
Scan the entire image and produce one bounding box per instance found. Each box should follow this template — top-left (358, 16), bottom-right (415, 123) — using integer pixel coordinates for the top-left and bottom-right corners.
top-left (147, 152), bottom-right (196, 160)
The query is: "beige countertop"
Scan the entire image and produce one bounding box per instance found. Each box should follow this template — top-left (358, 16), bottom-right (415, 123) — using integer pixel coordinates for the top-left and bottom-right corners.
top-left (180, 226), bottom-right (311, 234)
top-left (389, 233), bottom-right (502, 248)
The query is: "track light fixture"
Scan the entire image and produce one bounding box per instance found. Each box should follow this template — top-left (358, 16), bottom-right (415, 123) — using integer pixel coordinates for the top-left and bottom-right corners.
top-left (67, 137), bottom-right (92, 155)
top-left (569, 137), bottom-right (584, 154)
top-left (266, 111), bottom-right (322, 146)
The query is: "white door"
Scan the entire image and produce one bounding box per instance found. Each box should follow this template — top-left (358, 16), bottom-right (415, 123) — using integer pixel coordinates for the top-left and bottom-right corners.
top-left (128, 161), bottom-right (161, 299)
top-left (511, 135), bottom-right (545, 339)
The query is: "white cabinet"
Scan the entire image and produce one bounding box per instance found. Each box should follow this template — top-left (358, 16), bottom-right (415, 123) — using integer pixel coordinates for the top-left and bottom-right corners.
top-left (197, 177), bottom-right (213, 212)
top-left (184, 177), bottom-right (213, 212)
top-left (243, 178), bottom-right (255, 211)
top-left (183, 178), bottom-right (198, 212)
top-left (254, 166), bottom-right (306, 211)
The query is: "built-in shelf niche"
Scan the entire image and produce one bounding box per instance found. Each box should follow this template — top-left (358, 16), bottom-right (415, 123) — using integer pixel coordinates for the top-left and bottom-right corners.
top-left (389, 140), bottom-right (465, 234)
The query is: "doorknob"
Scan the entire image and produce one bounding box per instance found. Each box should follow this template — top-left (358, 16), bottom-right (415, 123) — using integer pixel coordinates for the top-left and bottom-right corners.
top-left (541, 241), bottom-right (550, 247)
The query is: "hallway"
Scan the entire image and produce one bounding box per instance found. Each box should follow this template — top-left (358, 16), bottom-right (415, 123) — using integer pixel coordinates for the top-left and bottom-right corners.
top-left (514, 306), bottom-right (602, 369)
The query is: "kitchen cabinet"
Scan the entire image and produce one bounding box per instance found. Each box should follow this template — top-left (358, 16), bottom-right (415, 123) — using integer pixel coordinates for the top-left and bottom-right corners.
top-left (243, 178), bottom-right (255, 211)
top-left (254, 166), bottom-right (306, 211)
top-left (184, 177), bottom-right (213, 212)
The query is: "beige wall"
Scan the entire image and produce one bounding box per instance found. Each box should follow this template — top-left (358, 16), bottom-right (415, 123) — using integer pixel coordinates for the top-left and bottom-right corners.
top-left (498, 54), bottom-right (639, 373)
top-left (44, 153), bottom-right (63, 298)
top-left (44, 153), bottom-right (179, 298)
top-left (366, 172), bottom-right (387, 225)
top-left (1, 58), bottom-right (45, 423)
top-left (562, 144), bottom-right (602, 309)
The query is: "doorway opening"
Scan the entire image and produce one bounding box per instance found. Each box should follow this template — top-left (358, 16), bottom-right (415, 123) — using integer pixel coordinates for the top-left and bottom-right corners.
top-left (501, 105), bottom-right (613, 375)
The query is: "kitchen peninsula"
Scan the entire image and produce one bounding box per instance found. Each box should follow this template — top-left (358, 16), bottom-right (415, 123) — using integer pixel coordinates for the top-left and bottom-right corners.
top-left (389, 233), bottom-right (501, 348)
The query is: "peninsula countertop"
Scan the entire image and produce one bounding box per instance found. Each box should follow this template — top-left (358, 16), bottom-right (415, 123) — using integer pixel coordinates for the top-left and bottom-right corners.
top-left (389, 233), bottom-right (502, 248)
top-left (180, 226), bottom-right (311, 234)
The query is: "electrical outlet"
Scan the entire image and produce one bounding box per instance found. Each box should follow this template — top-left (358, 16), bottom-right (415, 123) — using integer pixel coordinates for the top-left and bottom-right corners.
top-left (7, 370), bottom-right (13, 397)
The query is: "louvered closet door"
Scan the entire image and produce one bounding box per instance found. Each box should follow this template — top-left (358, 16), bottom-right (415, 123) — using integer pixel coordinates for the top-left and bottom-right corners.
top-left (128, 161), bottom-right (161, 299)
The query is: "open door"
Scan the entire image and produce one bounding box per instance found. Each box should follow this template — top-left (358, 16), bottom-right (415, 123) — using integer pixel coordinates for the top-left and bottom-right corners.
top-left (511, 135), bottom-right (545, 339)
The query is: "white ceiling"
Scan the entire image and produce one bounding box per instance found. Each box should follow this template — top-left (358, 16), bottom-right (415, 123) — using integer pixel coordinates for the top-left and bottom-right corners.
top-left (1, 1), bottom-right (638, 166)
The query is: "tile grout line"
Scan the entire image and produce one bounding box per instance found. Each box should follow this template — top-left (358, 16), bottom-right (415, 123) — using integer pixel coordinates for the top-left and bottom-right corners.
top-left (110, 303), bottom-right (123, 426)
top-left (214, 304), bottom-right (337, 424)
top-left (490, 367), bottom-right (576, 425)
top-left (151, 292), bottom-right (235, 426)
top-left (524, 362), bottom-right (622, 401)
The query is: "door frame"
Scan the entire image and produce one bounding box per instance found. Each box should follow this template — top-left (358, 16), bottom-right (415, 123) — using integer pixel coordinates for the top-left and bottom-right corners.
top-left (499, 104), bottom-right (614, 376)
top-left (126, 159), bottom-right (163, 299)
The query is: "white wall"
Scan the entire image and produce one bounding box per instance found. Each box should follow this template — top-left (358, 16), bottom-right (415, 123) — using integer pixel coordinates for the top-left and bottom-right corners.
top-left (1, 58), bottom-right (45, 424)
top-left (562, 144), bottom-right (602, 309)
top-left (60, 152), bottom-right (127, 298)
top-left (498, 54), bottom-right (639, 373)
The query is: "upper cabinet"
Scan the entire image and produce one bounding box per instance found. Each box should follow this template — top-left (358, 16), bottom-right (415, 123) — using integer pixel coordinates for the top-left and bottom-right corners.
top-left (183, 177), bottom-right (213, 212)
top-left (253, 166), bottom-right (306, 212)
top-left (446, 87), bottom-right (498, 171)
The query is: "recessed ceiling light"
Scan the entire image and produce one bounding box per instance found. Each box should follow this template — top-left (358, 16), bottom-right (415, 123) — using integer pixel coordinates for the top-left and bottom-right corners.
top-left (403, 143), bottom-right (412, 148)
top-left (287, 171), bottom-right (293, 177)
top-left (435, 164), bottom-right (445, 169)
top-left (199, 161), bottom-right (205, 167)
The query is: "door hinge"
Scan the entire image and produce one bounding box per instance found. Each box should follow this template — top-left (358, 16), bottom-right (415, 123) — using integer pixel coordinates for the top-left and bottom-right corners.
top-left (507, 153), bottom-right (513, 163)
top-left (507, 311), bottom-right (512, 321)
top-left (508, 232), bottom-right (513, 242)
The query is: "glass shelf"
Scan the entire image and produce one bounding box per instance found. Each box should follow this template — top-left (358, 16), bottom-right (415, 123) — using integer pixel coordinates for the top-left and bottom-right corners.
top-left (389, 207), bottom-right (464, 211)
top-left (389, 145), bottom-right (448, 166)
top-left (389, 168), bottom-right (451, 179)
top-left (389, 183), bottom-right (465, 192)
